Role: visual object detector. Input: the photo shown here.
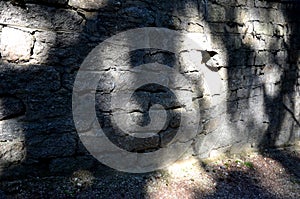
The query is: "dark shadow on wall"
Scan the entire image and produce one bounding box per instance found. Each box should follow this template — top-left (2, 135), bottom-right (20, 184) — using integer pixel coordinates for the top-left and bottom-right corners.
top-left (0, 0), bottom-right (299, 197)
top-left (204, 0), bottom-right (300, 182)
top-left (0, 0), bottom-right (202, 196)
top-left (188, 0), bottom-right (300, 197)
top-left (0, 0), bottom-right (161, 196)
top-left (259, 2), bottom-right (300, 178)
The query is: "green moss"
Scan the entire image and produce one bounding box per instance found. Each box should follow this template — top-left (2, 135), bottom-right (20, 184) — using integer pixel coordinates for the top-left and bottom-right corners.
top-left (243, 161), bottom-right (254, 169)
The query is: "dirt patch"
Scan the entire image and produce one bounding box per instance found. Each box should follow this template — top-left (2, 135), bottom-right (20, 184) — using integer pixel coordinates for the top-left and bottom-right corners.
top-left (0, 148), bottom-right (299, 199)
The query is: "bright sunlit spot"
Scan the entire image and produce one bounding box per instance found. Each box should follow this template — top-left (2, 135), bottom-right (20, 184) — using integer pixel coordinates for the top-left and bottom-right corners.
top-left (145, 157), bottom-right (216, 199)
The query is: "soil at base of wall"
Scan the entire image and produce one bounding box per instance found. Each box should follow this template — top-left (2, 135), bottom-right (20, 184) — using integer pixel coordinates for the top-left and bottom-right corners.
top-left (0, 147), bottom-right (299, 199)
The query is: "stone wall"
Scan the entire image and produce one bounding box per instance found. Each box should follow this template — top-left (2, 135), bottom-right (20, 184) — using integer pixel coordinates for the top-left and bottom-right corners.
top-left (0, 0), bottom-right (299, 179)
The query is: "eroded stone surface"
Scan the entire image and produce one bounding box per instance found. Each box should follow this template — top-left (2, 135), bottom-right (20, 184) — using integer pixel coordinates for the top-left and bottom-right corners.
top-left (0, 0), bottom-right (299, 179)
top-left (0, 96), bottom-right (25, 120)
top-left (68, 0), bottom-right (108, 10)
top-left (0, 27), bottom-right (34, 62)
top-left (0, 141), bottom-right (25, 164)
top-left (0, 63), bottom-right (60, 94)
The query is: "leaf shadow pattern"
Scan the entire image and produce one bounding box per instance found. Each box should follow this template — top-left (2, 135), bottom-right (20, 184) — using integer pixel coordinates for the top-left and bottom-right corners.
top-left (0, 0), bottom-right (299, 198)
top-left (258, 2), bottom-right (300, 179)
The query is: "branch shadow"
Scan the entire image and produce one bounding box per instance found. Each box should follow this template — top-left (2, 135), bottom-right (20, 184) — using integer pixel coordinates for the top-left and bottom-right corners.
top-left (0, 0), bottom-right (299, 198)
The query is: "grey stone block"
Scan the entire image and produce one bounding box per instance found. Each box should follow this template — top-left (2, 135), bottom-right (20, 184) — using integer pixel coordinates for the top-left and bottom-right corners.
top-left (26, 133), bottom-right (77, 159)
top-left (22, 89), bottom-right (72, 121)
top-left (0, 27), bottom-right (34, 62)
top-left (0, 96), bottom-right (25, 120)
top-left (25, 0), bottom-right (68, 5)
top-left (0, 0), bottom-right (298, 179)
top-left (68, 0), bottom-right (107, 10)
top-left (0, 63), bottom-right (60, 94)
top-left (0, 140), bottom-right (25, 163)
top-left (0, 1), bottom-right (83, 31)
top-left (207, 4), bottom-right (226, 22)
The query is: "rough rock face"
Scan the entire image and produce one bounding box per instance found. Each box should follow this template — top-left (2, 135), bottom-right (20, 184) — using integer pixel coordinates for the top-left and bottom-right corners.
top-left (0, 96), bottom-right (25, 120)
top-left (0, 0), bottom-right (299, 179)
top-left (68, 0), bottom-right (108, 9)
top-left (0, 27), bottom-right (34, 62)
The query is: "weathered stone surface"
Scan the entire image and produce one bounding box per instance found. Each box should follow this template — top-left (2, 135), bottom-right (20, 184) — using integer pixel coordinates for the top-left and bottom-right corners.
top-left (23, 90), bottom-right (72, 121)
top-left (0, 27), bottom-right (34, 62)
top-left (253, 22), bottom-right (274, 35)
top-left (0, 141), bottom-right (25, 163)
top-left (25, 0), bottom-right (69, 5)
top-left (0, 119), bottom-right (25, 141)
top-left (68, 0), bottom-right (107, 10)
top-left (121, 7), bottom-right (155, 24)
top-left (41, 32), bottom-right (88, 67)
top-left (0, 63), bottom-right (60, 94)
top-left (207, 4), bottom-right (226, 22)
top-left (49, 156), bottom-right (96, 174)
top-left (0, 1), bottom-right (83, 31)
top-left (26, 133), bottom-right (77, 159)
top-left (0, 0), bottom-right (299, 179)
top-left (0, 96), bottom-right (25, 120)
top-left (0, 117), bottom-right (75, 141)
top-left (160, 128), bottom-right (178, 147)
top-left (31, 31), bottom-right (56, 64)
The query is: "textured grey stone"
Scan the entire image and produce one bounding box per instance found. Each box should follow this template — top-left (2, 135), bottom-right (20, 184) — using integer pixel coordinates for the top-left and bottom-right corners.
top-left (0, 117), bottom-right (75, 141)
top-left (0, 0), bottom-right (299, 179)
top-left (26, 133), bottom-right (77, 159)
top-left (203, 116), bottom-right (222, 133)
top-left (253, 22), bottom-right (274, 35)
top-left (121, 7), bottom-right (154, 24)
top-left (25, 0), bottom-right (68, 5)
top-left (0, 63), bottom-right (60, 94)
top-left (0, 1), bottom-right (83, 31)
top-left (69, 0), bottom-right (107, 10)
top-left (207, 4), bottom-right (226, 22)
top-left (0, 96), bottom-right (25, 120)
top-left (0, 119), bottom-right (25, 141)
top-left (0, 141), bottom-right (25, 163)
top-left (23, 89), bottom-right (72, 121)
top-left (31, 31), bottom-right (56, 64)
top-left (159, 128), bottom-right (178, 147)
top-left (0, 27), bottom-right (34, 62)
top-left (95, 93), bottom-right (111, 112)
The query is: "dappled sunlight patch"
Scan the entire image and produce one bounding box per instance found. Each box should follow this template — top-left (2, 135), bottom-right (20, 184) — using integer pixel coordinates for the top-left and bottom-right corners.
top-left (145, 150), bottom-right (299, 199)
top-left (203, 151), bottom-right (300, 198)
top-left (166, 157), bottom-right (212, 183)
top-left (144, 150), bottom-right (299, 199)
top-left (0, 152), bottom-right (299, 198)
top-left (145, 157), bottom-right (216, 199)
